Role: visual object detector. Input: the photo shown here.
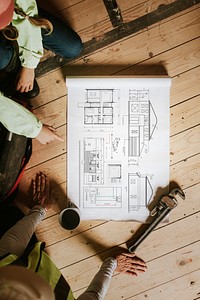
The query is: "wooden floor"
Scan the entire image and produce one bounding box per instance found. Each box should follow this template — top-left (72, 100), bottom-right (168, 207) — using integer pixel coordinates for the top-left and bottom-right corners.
top-left (18, 0), bottom-right (200, 299)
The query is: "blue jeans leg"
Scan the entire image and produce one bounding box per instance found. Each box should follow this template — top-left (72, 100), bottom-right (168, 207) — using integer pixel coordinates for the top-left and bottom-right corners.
top-left (38, 8), bottom-right (83, 58)
top-left (0, 34), bottom-right (13, 70)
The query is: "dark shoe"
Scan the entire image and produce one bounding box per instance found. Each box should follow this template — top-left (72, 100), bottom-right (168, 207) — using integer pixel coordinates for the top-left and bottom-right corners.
top-left (22, 78), bottom-right (40, 99)
top-left (0, 72), bottom-right (18, 98)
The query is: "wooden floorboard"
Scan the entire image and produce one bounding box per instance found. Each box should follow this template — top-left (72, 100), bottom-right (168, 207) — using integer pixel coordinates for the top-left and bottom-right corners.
top-left (17, 1), bottom-right (200, 299)
top-left (37, 0), bottom-right (200, 76)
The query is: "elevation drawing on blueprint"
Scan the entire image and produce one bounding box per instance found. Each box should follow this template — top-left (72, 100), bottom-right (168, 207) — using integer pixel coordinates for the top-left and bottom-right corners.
top-left (66, 77), bottom-right (171, 222)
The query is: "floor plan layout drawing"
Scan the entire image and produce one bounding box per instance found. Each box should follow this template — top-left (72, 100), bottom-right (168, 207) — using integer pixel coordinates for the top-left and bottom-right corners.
top-left (67, 77), bottom-right (171, 222)
top-left (84, 89), bottom-right (114, 125)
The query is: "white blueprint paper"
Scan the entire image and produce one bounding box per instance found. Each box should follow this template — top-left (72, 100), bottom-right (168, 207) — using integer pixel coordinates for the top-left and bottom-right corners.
top-left (66, 77), bottom-right (171, 222)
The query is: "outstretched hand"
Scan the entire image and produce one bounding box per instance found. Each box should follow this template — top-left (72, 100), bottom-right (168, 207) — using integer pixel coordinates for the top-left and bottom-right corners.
top-left (35, 124), bottom-right (64, 145)
top-left (114, 251), bottom-right (147, 276)
top-left (32, 172), bottom-right (52, 210)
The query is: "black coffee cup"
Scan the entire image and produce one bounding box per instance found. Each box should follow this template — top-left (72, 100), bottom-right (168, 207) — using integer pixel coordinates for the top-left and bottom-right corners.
top-left (59, 207), bottom-right (81, 230)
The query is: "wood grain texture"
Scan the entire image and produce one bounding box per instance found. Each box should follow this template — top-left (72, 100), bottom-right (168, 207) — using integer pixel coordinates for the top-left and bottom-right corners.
top-left (17, 1), bottom-right (200, 299)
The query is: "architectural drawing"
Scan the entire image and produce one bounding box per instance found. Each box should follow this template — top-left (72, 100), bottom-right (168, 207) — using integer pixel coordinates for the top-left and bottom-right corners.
top-left (67, 77), bottom-right (171, 221)
top-left (128, 173), bottom-right (153, 211)
top-left (77, 88), bottom-right (121, 131)
top-left (84, 89), bottom-right (114, 125)
top-left (83, 186), bottom-right (122, 208)
top-left (108, 164), bottom-right (122, 184)
top-left (128, 89), bottom-right (157, 163)
top-left (84, 138), bottom-right (104, 185)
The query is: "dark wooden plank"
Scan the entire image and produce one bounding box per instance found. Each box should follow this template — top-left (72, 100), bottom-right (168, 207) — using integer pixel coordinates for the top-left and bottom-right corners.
top-left (37, 0), bottom-right (200, 76)
top-left (102, 0), bottom-right (124, 27)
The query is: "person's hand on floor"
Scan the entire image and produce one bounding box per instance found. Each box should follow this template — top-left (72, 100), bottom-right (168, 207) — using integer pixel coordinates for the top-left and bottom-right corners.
top-left (32, 172), bottom-right (52, 211)
top-left (35, 124), bottom-right (64, 145)
top-left (114, 251), bottom-right (147, 276)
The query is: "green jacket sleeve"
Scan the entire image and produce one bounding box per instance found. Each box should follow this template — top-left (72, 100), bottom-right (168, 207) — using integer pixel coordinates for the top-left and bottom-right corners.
top-left (13, 0), bottom-right (44, 68)
top-left (0, 93), bottom-right (42, 138)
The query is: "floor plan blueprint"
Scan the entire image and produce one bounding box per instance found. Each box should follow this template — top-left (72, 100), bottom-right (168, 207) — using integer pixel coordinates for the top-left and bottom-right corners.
top-left (67, 77), bottom-right (171, 222)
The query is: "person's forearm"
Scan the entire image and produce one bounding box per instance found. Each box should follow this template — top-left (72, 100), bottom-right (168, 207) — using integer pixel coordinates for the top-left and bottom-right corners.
top-left (77, 257), bottom-right (117, 300)
top-left (0, 206), bottom-right (45, 257)
top-left (0, 94), bottom-right (42, 138)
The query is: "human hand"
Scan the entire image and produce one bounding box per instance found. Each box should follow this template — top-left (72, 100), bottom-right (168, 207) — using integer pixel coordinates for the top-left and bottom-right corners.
top-left (32, 172), bottom-right (52, 210)
top-left (35, 124), bottom-right (64, 145)
top-left (114, 251), bottom-right (147, 276)
top-left (15, 67), bottom-right (35, 93)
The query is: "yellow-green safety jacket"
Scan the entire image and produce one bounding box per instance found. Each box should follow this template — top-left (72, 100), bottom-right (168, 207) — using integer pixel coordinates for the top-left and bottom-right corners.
top-left (0, 241), bottom-right (75, 300)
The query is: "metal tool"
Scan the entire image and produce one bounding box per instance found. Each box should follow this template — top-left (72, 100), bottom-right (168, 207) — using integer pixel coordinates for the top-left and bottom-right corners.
top-left (128, 188), bottom-right (185, 253)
